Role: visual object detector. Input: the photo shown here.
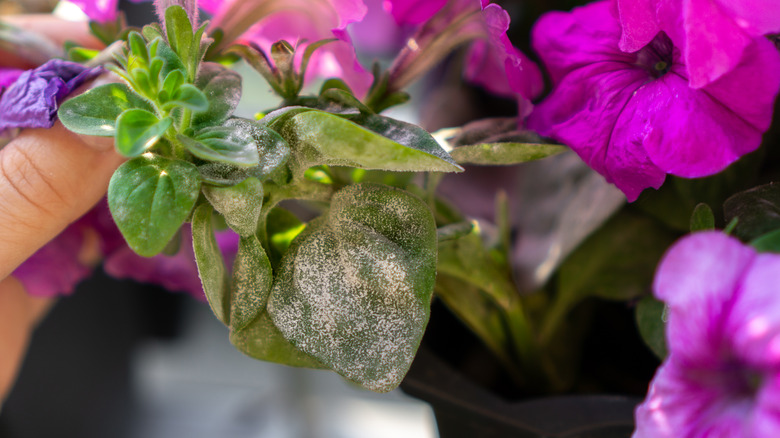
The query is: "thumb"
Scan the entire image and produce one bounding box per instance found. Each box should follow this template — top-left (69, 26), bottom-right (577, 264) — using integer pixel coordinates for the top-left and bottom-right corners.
top-left (0, 122), bottom-right (124, 280)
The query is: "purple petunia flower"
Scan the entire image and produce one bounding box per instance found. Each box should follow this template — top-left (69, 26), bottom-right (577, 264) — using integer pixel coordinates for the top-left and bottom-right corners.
top-left (0, 59), bottom-right (102, 131)
top-left (617, 0), bottom-right (780, 88)
top-left (202, 0), bottom-right (373, 97)
top-left (14, 199), bottom-right (240, 300)
top-left (0, 68), bottom-right (24, 95)
top-left (527, 0), bottom-right (780, 201)
top-left (634, 231), bottom-right (780, 437)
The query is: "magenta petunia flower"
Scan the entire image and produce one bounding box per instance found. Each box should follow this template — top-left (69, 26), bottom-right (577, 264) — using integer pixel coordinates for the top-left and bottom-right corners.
top-left (0, 68), bottom-right (24, 94)
top-left (67, 0), bottom-right (148, 23)
top-left (14, 200), bottom-right (240, 301)
top-left (634, 231), bottom-right (780, 437)
top-left (382, 0), bottom-right (446, 25)
top-left (617, 0), bottom-right (780, 88)
top-left (527, 0), bottom-right (780, 201)
top-left (384, 0), bottom-right (542, 116)
top-left (0, 59), bottom-right (102, 131)
top-left (202, 0), bottom-right (373, 96)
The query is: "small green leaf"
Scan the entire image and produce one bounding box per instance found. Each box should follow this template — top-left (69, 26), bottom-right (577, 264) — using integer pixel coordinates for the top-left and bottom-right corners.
top-left (269, 109), bottom-right (461, 178)
top-left (165, 6), bottom-right (194, 74)
top-left (161, 69), bottom-right (185, 101)
top-left (197, 122), bottom-right (290, 185)
top-left (202, 177), bottom-right (263, 236)
top-left (156, 38), bottom-right (188, 79)
top-left (108, 154), bottom-right (201, 257)
top-left (230, 235), bottom-right (273, 331)
top-left (192, 203), bottom-right (230, 324)
top-left (192, 62), bottom-right (242, 126)
top-left (59, 83), bottom-right (155, 136)
top-left (690, 203), bottom-right (715, 232)
top-left (142, 23), bottom-right (164, 42)
top-left (268, 184), bottom-right (437, 392)
top-left (266, 207), bottom-right (305, 270)
top-left (636, 296), bottom-right (668, 360)
top-left (449, 143), bottom-right (567, 165)
top-left (128, 31), bottom-right (148, 64)
top-left (161, 84), bottom-right (208, 112)
top-left (67, 46), bottom-right (99, 62)
top-left (115, 109), bottom-right (173, 157)
top-left (178, 118), bottom-right (263, 166)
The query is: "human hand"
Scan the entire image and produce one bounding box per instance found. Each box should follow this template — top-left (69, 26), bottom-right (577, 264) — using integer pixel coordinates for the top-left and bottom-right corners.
top-left (0, 14), bottom-right (124, 404)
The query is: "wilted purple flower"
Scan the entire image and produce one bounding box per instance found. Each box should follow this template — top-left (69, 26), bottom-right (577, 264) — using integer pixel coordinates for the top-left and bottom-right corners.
top-left (385, 0), bottom-right (542, 116)
top-left (618, 0), bottom-right (780, 88)
top-left (527, 0), bottom-right (780, 201)
top-left (634, 232), bottom-right (780, 437)
top-left (0, 59), bottom-right (102, 131)
top-left (15, 200), bottom-right (240, 301)
top-left (202, 0), bottom-right (373, 96)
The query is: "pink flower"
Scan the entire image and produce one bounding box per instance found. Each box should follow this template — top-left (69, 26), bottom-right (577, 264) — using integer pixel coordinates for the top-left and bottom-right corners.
top-left (67, 0), bottom-right (147, 23)
top-left (385, 0), bottom-right (542, 116)
top-left (382, 0), bottom-right (446, 25)
top-left (14, 200), bottom-right (240, 301)
top-left (202, 0), bottom-right (373, 96)
top-left (527, 0), bottom-right (780, 201)
top-left (634, 232), bottom-right (780, 437)
top-left (618, 0), bottom-right (780, 88)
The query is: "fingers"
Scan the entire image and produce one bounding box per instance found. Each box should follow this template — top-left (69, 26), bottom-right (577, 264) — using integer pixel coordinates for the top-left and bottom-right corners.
top-left (0, 276), bottom-right (52, 403)
top-left (0, 122), bottom-right (123, 280)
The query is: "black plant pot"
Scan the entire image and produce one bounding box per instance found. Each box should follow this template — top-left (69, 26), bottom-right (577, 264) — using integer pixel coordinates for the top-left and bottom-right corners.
top-left (401, 346), bottom-right (641, 438)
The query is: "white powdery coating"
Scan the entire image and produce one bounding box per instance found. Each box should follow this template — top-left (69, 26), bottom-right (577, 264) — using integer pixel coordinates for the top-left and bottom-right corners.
top-left (203, 179), bottom-right (263, 237)
top-left (268, 184), bottom-right (435, 392)
top-left (230, 236), bottom-right (272, 330)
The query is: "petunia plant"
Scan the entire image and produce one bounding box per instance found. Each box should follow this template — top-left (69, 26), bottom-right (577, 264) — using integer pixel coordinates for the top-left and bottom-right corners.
top-left (4, 0), bottom-right (780, 433)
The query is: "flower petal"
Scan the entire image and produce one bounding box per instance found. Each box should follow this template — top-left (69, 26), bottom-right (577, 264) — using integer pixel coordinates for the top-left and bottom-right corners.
top-left (654, 232), bottom-right (755, 360)
top-left (617, 0), bottom-right (659, 53)
top-left (382, 0), bottom-right (446, 25)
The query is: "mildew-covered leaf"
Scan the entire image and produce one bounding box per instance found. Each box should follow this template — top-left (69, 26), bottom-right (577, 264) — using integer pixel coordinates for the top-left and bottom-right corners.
top-left (192, 203), bottom-right (230, 324)
top-left (268, 184), bottom-right (437, 392)
top-left (108, 154), bottom-right (201, 257)
top-left (449, 143), bottom-right (566, 165)
top-left (197, 122), bottom-right (290, 186)
top-left (203, 177), bottom-right (263, 237)
top-left (230, 312), bottom-right (324, 368)
top-left (268, 109), bottom-right (462, 178)
top-left (230, 235), bottom-right (273, 331)
top-left (193, 62), bottom-right (242, 127)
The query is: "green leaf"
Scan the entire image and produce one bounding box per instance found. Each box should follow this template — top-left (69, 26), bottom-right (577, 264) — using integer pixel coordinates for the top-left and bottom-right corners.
top-left (67, 46), bottom-right (99, 62)
top-left (449, 143), bottom-right (567, 165)
top-left (161, 84), bottom-right (208, 112)
top-left (269, 109), bottom-right (462, 178)
top-left (197, 123), bottom-right (290, 186)
top-left (192, 62), bottom-right (242, 127)
top-left (751, 228), bottom-right (780, 253)
top-left (128, 31), bottom-right (148, 64)
top-left (161, 69), bottom-right (185, 101)
top-left (108, 154), bottom-right (201, 257)
top-left (115, 109), bottom-right (173, 157)
top-left (165, 6), bottom-right (194, 74)
top-left (268, 184), bottom-right (437, 392)
top-left (636, 296), bottom-right (668, 360)
top-left (155, 38), bottom-right (188, 79)
top-left (724, 182), bottom-right (780, 241)
top-left (230, 235), bottom-right (273, 331)
top-left (178, 118), bottom-right (263, 166)
top-left (59, 83), bottom-right (155, 137)
top-left (230, 312), bottom-right (324, 368)
top-left (557, 209), bottom-right (677, 303)
top-left (202, 177), bottom-right (263, 236)
top-left (142, 23), bottom-right (164, 42)
top-left (192, 203), bottom-right (230, 324)
top-left (690, 203), bottom-right (715, 232)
